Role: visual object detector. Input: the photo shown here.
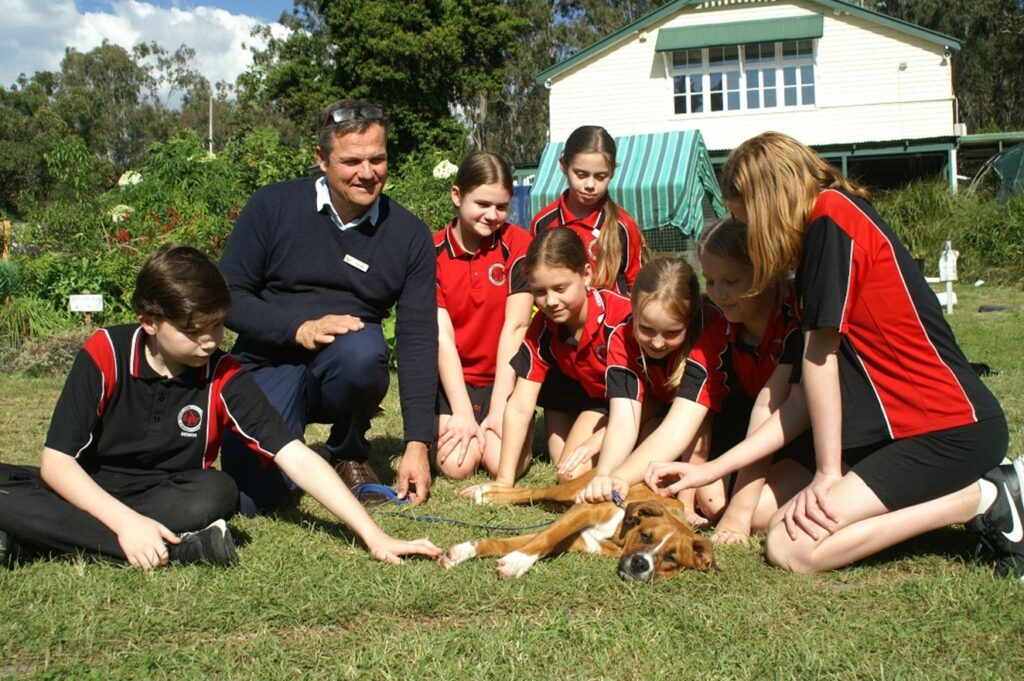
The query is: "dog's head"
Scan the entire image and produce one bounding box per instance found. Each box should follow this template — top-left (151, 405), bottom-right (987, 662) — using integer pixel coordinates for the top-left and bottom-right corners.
top-left (617, 499), bottom-right (715, 582)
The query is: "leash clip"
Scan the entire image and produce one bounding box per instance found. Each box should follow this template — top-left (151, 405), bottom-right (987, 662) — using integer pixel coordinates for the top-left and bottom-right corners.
top-left (611, 490), bottom-right (626, 509)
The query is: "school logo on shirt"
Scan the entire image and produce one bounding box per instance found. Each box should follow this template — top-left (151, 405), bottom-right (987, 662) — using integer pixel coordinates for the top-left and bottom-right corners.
top-left (595, 343), bottom-right (608, 363)
top-left (178, 405), bottom-right (203, 437)
top-left (588, 239), bottom-right (599, 261)
top-left (488, 263), bottom-right (508, 287)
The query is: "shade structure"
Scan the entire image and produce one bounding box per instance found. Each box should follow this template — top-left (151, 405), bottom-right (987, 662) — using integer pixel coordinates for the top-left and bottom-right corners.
top-left (529, 130), bottom-right (725, 241)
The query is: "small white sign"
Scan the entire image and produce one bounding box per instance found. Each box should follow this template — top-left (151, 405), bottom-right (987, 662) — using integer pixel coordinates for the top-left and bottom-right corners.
top-left (69, 294), bottom-right (104, 312)
top-left (343, 254), bottom-right (369, 272)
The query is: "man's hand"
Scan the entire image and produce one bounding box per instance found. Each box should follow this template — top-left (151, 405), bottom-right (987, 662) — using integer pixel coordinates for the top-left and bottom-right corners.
top-left (294, 314), bottom-right (365, 350)
top-left (115, 513), bottom-right (180, 570)
top-left (396, 441), bottom-right (432, 505)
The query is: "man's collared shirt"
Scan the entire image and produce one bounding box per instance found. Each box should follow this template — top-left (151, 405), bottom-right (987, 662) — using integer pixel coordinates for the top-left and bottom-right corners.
top-left (315, 176), bottom-right (380, 231)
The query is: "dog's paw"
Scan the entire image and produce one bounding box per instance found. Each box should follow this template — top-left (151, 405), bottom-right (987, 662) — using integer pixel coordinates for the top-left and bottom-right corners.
top-left (496, 551), bottom-right (537, 579)
top-left (440, 542), bottom-right (477, 570)
top-left (474, 484), bottom-right (492, 505)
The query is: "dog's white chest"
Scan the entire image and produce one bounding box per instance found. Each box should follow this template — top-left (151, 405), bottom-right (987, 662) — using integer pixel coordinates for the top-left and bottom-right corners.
top-left (580, 508), bottom-right (625, 553)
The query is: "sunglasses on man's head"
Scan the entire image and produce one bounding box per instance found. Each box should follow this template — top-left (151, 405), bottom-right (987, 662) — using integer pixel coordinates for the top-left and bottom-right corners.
top-left (329, 106), bottom-right (384, 124)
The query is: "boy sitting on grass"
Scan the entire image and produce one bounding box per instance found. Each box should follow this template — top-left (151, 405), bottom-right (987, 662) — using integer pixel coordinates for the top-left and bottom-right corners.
top-left (0, 244), bottom-right (441, 569)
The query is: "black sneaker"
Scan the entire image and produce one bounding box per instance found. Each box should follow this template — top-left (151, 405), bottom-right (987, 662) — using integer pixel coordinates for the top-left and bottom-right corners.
top-left (0, 529), bottom-right (10, 568)
top-left (167, 519), bottom-right (238, 567)
top-left (966, 457), bottom-right (1024, 580)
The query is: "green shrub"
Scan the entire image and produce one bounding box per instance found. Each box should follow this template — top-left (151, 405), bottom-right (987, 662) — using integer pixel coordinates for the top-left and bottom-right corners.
top-left (876, 182), bottom-right (1024, 284)
top-left (386, 149), bottom-right (461, 232)
top-left (0, 259), bottom-right (20, 299)
top-left (0, 295), bottom-right (73, 347)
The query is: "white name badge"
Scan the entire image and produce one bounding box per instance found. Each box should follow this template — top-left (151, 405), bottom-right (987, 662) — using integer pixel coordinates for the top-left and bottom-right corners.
top-left (343, 254), bottom-right (369, 272)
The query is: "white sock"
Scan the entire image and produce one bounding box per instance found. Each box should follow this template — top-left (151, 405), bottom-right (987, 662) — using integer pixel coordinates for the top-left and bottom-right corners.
top-left (975, 478), bottom-right (998, 516)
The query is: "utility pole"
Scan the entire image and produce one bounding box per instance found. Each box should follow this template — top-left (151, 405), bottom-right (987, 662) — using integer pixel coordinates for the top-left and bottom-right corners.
top-left (208, 92), bottom-right (214, 154)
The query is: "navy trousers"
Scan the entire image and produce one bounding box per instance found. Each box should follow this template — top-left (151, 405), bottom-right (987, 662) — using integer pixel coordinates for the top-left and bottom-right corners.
top-left (0, 463), bottom-right (238, 562)
top-left (221, 323), bottom-right (390, 516)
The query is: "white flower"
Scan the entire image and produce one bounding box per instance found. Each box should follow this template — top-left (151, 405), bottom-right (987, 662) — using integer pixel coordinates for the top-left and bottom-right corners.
top-left (117, 171), bottom-right (142, 187)
top-left (432, 160), bottom-right (459, 179)
top-left (110, 205), bottom-right (134, 223)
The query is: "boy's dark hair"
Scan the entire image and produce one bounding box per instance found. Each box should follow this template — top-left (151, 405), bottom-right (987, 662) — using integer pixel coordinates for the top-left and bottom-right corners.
top-left (132, 244), bottom-right (231, 331)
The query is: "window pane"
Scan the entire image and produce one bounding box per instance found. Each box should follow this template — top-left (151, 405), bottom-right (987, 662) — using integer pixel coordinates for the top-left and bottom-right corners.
top-left (727, 71), bottom-right (740, 89)
top-left (764, 69), bottom-right (776, 87)
top-left (803, 85), bottom-right (815, 105)
top-left (710, 92), bottom-right (723, 111)
top-left (673, 75), bottom-right (686, 94)
top-left (797, 39), bottom-right (812, 55)
top-left (784, 86), bottom-right (797, 106)
top-left (709, 46), bottom-right (738, 66)
top-left (728, 91), bottom-right (740, 110)
top-left (691, 94), bottom-right (703, 113)
top-left (675, 95), bottom-right (688, 114)
top-left (744, 41), bottom-right (775, 64)
top-left (709, 72), bottom-right (723, 92)
top-left (765, 89), bottom-right (777, 107)
top-left (747, 90), bottom-right (760, 109)
top-left (782, 40), bottom-right (798, 60)
top-left (801, 65), bottom-right (814, 84)
top-left (783, 66), bottom-right (797, 86)
top-left (690, 74), bottom-right (702, 93)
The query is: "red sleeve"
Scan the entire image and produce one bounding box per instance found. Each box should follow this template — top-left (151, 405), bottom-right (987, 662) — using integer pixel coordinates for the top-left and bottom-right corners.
top-left (605, 323), bottom-right (643, 401)
top-left (676, 319), bottom-right (730, 412)
top-left (510, 313), bottom-right (550, 384)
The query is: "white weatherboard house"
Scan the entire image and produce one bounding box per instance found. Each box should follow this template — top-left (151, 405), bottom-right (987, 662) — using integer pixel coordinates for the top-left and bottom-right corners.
top-left (536, 0), bottom-right (964, 189)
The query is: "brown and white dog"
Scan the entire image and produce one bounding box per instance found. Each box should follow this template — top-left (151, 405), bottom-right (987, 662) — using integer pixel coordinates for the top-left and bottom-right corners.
top-left (441, 471), bottom-right (715, 581)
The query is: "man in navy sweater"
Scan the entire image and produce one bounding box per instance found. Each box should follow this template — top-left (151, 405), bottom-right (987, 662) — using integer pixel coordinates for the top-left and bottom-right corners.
top-left (219, 100), bottom-right (437, 512)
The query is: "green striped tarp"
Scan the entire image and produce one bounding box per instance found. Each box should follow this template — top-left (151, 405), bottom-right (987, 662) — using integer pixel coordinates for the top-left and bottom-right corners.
top-left (529, 130), bottom-right (725, 240)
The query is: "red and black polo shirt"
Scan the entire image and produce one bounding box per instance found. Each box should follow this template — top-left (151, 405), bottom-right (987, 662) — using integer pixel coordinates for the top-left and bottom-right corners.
top-left (678, 285), bottom-right (802, 413)
top-left (45, 325), bottom-right (295, 475)
top-left (435, 220), bottom-right (532, 386)
top-left (511, 287), bottom-right (633, 399)
top-left (797, 189), bottom-right (1002, 446)
top-left (530, 191), bottom-right (644, 294)
top-left (605, 324), bottom-right (686, 405)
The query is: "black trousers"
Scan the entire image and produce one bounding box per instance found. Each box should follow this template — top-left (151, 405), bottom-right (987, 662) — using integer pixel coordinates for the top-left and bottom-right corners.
top-left (0, 463), bottom-right (238, 562)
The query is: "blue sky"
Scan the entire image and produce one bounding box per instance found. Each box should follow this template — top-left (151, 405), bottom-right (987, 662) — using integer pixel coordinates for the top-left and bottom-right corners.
top-left (0, 0), bottom-right (293, 90)
top-left (77, 0), bottom-right (294, 23)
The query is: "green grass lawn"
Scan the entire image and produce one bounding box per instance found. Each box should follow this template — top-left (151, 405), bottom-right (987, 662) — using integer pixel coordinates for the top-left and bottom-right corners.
top-left (2, 284), bottom-right (1024, 678)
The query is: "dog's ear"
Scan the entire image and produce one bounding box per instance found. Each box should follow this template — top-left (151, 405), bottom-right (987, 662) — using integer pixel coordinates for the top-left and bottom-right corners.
top-left (623, 500), bottom-right (664, 527)
top-left (691, 536), bottom-right (716, 572)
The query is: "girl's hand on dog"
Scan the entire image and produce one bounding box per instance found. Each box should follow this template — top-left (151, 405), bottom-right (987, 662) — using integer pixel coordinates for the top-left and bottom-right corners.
top-left (644, 461), bottom-right (716, 497)
top-left (575, 474), bottom-right (628, 504)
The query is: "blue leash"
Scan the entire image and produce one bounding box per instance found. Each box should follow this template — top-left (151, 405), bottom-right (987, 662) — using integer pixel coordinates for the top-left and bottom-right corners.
top-left (356, 483), bottom-right (555, 533)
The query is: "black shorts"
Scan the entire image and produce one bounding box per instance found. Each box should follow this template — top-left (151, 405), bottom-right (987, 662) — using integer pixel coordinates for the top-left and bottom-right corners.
top-left (709, 394), bottom-right (816, 471)
top-left (437, 382), bottom-right (494, 425)
top-left (844, 415), bottom-right (1008, 511)
top-left (536, 364), bottom-right (608, 415)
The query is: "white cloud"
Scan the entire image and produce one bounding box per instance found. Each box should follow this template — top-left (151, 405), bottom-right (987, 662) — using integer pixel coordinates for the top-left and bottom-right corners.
top-left (0, 0), bottom-right (287, 95)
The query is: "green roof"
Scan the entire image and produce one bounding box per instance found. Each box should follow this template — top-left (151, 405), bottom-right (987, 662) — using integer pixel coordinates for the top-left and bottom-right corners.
top-left (536, 0), bottom-right (960, 84)
top-left (655, 15), bottom-right (823, 51)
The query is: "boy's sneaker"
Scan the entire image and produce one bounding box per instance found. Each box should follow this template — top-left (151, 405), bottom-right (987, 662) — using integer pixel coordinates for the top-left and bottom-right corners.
top-left (167, 519), bottom-right (238, 567)
top-left (0, 529), bottom-right (10, 568)
top-left (966, 457), bottom-right (1024, 580)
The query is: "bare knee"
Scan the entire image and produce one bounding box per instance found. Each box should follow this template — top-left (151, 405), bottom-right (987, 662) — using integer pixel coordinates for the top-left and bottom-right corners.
top-left (435, 453), bottom-right (481, 481)
top-left (764, 523), bottom-right (815, 574)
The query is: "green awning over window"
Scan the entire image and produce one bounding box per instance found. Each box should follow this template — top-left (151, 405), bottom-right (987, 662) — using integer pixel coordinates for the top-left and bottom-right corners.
top-left (530, 130), bottom-right (725, 239)
top-left (655, 15), bottom-right (824, 52)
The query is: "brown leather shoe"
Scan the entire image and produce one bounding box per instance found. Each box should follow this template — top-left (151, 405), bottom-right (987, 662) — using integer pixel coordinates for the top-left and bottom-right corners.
top-left (334, 459), bottom-right (390, 506)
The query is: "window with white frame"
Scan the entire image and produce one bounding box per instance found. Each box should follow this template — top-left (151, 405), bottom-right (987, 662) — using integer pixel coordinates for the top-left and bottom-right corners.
top-left (671, 39), bottom-right (815, 115)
